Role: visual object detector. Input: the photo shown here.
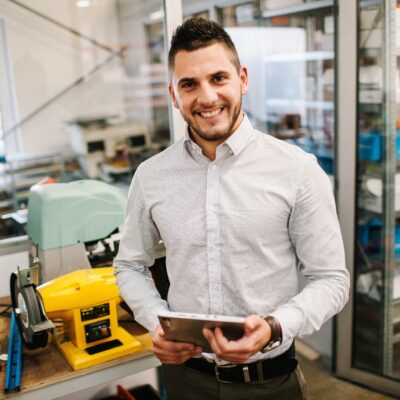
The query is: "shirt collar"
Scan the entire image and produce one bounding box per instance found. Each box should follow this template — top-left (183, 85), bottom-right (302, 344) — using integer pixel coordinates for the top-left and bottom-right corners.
top-left (182, 113), bottom-right (254, 157)
top-left (224, 113), bottom-right (253, 156)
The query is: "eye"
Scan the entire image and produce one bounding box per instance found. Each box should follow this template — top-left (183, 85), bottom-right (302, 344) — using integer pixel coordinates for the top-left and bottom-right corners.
top-left (214, 75), bottom-right (226, 83)
top-left (181, 81), bottom-right (195, 89)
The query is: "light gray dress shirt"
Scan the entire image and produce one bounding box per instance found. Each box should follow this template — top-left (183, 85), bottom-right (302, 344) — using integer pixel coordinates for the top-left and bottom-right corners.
top-left (114, 115), bottom-right (349, 362)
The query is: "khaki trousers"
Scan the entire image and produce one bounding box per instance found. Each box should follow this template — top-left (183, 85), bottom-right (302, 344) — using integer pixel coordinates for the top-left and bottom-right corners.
top-left (162, 363), bottom-right (308, 400)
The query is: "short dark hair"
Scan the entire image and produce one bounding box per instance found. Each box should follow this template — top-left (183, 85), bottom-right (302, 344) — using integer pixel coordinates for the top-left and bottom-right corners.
top-left (168, 17), bottom-right (241, 74)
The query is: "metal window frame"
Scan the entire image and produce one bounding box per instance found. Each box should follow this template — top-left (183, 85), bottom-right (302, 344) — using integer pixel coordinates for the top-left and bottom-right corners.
top-left (0, 18), bottom-right (22, 153)
top-left (163, 0), bottom-right (186, 142)
top-left (335, 0), bottom-right (400, 396)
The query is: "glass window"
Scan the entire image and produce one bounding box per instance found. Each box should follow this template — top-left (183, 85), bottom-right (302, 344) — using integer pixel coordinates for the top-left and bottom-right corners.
top-left (0, 0), bottom-right (170, 216)
top-left (354, 0), bottom-right (400, 380)
top-left (182, 0), bottom-right (336, 183)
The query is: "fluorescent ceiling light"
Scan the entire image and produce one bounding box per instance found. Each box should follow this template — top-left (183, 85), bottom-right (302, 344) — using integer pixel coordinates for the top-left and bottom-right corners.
top-left (76, 0), bottom-right (91, 8)
top-left (150, 9), bottom-right (164, 20)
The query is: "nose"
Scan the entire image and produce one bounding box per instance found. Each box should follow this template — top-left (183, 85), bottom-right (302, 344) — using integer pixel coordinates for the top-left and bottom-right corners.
top-left (197, 82), bottom-right (219, 106)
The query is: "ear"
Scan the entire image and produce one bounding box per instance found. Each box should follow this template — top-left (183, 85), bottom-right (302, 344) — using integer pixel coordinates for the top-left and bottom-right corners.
top-left (239, 66), bottom-right (248, 96)
top-left (169, 83), bottom-right (179, 109)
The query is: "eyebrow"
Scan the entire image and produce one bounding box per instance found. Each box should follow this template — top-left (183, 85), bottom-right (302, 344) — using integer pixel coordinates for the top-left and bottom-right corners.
top-left (211, 70), bottom-right (230, 78)
top-left (177, 70), bottom-right (231, 86)
top-left (177, 77), bottom-right (196, 86)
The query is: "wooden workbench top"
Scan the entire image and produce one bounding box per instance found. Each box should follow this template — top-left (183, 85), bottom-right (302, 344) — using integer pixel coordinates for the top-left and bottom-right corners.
top-left (0, 300), bottom-right (154, 399)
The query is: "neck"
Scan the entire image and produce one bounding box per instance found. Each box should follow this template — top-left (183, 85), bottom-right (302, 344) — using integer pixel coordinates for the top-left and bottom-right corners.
top-left (189, 113), bottom-right (244, 161)
top-left (189, 131), bottom-right (222, 161)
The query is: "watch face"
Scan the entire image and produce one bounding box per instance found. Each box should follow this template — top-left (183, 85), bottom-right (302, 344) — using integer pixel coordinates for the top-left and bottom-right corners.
top-left (262, 339), bottom-right (281, 353)
top-left (268, 340), bottom-right (281, 350)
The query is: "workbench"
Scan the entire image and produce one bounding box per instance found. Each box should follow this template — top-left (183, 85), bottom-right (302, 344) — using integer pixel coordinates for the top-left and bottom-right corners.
top-left (0, 302), bottom-right (160, 400)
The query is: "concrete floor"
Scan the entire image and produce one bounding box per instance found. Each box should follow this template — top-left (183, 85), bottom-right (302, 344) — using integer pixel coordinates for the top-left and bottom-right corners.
top-left (299, 354), bottom-right (398, 400)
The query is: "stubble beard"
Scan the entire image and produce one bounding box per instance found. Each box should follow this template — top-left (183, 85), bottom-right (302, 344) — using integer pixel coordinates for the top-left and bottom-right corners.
top-left (184, 99), bottom-right (243, 142)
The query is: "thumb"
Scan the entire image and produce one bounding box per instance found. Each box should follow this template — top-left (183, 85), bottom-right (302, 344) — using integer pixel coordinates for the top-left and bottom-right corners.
top-left (156, 323), bottom-right (165, 336)
top-left (244, 315), bottom-right (262, 332)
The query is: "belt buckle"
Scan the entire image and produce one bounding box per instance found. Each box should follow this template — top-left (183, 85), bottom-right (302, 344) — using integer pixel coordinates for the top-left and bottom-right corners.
top-left (214, 364), bottom-right (236, 384)
top-left (214, 364), bottom-right (251, 383)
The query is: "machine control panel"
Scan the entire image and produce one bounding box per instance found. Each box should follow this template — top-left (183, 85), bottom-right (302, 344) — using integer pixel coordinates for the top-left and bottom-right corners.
top-left (85, 319), bottom-right (111, 343)
top-left (81, 303), bottom-right (110, 321)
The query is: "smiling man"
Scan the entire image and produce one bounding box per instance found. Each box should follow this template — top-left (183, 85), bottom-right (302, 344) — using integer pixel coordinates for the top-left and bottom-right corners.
top-left (169, 41), bottom-right (247, 156)
top-left (114, 18), bottom-right (349, 400)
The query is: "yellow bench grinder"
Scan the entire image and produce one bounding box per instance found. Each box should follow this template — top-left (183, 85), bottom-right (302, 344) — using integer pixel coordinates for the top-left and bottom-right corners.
top-left (10, 264), bottom-right (142, 370)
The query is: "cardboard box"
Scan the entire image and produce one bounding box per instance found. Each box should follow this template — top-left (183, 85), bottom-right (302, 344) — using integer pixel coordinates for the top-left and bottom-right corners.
top-left (359, 89), bottom-right (383, 104)
top-left (322, 34), bottom-right (334, 51)
top-left (324, 15), bottom-right (334, 34)
top-left (360, 29), bottom-right (382, 48)
top-left (360, 8), bottom-right (383, 30)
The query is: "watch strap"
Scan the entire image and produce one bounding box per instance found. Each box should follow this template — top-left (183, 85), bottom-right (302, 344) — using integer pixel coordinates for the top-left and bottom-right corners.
top-left (261, 315), bottom-right (282, 353)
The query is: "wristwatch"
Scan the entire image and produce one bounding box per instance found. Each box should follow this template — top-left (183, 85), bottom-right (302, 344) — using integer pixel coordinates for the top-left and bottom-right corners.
top-left (260, 315), bottom-right (282, 353)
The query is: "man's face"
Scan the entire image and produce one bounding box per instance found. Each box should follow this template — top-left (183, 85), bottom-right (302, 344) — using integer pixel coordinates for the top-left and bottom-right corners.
top-left (169, 43), bottom-right (248, 142)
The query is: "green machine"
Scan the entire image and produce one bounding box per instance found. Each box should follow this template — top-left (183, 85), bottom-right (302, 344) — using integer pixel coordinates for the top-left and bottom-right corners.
top-left (27, 180), bottom-right (127, 282)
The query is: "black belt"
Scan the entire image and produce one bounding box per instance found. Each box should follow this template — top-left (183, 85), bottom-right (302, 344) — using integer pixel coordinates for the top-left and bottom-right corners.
top-left (185, 342), bottom-right (297, 384)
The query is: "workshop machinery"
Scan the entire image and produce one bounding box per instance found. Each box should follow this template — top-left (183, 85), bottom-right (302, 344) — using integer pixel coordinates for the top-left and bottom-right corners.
top-left (27, 179), bottom-right (127, 282)
top-left (10, 264), bottom-right (142, 371)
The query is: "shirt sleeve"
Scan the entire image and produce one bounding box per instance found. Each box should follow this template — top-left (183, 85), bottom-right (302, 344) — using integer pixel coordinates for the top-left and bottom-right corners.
top-left (114, 166), bottom-right (169, 335)
top-left (270, 155), bottom-right (350, 343)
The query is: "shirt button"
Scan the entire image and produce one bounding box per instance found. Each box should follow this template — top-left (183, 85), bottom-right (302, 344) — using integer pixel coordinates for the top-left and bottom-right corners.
top-left (211, 164), bottom-right (217, 170)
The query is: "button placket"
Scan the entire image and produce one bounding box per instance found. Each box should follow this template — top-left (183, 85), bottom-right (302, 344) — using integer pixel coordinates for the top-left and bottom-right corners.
top-left (206, 161), bottom-right (223, 314)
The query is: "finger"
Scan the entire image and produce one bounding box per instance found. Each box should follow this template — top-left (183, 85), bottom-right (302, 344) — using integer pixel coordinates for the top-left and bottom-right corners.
top-left (154, 348), bottom-right (197, 360)
top-left (153, 336), bottom-right (203, 355)
top-left (203, 328), bottom-right (223, 356)
top-left (213, 328), bottom-right (260, 359)
top-left (154, 346), bottom-right (202, 364)
top-left (154, 324), bottom-right (166, 340)
top-left (214, 327), bottom-right (230, 347)
top-left (153, 344), bottom-right (201, 358)
top-left (153, 342), bottom-right (203, 354)
top-left (213, 327), bottom-right (247, 359)
top-left (153, 333), bottom-right (197, 352)
top-left (158, 341), bottom-right (197, 354)
top-left (244, 315), bottom-right (263, 333)
top-left (214, 327), bottom-right (250, 351)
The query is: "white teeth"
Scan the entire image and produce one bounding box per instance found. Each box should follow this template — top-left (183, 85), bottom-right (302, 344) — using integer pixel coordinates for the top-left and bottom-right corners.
top-left (200, 109), bottom-right (221, 118)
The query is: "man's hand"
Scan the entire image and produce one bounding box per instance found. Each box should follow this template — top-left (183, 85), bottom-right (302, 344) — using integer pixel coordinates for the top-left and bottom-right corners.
top-left (203, 315), bottom-right (271, 363)
top-left (152, 324), bottom-right (203, 364)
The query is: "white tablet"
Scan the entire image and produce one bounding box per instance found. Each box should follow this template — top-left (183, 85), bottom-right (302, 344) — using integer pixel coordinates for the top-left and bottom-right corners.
top-left (157, 311), bottom-right (245, 353)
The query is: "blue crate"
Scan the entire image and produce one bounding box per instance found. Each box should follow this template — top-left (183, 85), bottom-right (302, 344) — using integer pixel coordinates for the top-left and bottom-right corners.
top-left (359, 130), bottom-right (400, 161)
top-left (316, 156), bottom-right (333, 175)
top-left (397, 131), bottom-right (400, 158)
top-left (358, 219), bottom-right (400, 254)
top-left (359, 131), bottom-right (382, 161)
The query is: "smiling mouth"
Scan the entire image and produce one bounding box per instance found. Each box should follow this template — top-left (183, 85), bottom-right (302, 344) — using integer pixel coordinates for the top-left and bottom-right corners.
top-left (198, 108), bottom-right (223, 118)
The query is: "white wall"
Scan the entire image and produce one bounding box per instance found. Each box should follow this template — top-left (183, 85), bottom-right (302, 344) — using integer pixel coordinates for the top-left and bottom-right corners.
top-left (0, 250), bottom-right (29, 296)
top-left (226, 27), bottom-right (306, 125)
top-left (0, 0), bottom-right (125, 155)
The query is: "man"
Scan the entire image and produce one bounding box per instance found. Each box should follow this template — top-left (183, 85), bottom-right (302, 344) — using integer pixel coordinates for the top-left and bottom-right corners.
top-left (114, 17), bottom-right (349, 400)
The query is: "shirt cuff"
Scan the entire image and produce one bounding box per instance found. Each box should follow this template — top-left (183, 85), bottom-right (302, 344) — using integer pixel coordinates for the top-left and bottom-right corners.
top-left (269, 308), bottom-right (302, 344)
top-left (136, 306), bottom-right (169, 336)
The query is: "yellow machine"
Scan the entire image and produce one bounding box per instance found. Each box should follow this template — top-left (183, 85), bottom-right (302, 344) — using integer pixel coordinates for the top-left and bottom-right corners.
top-left (11, 265), bottom-right (142, 370)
